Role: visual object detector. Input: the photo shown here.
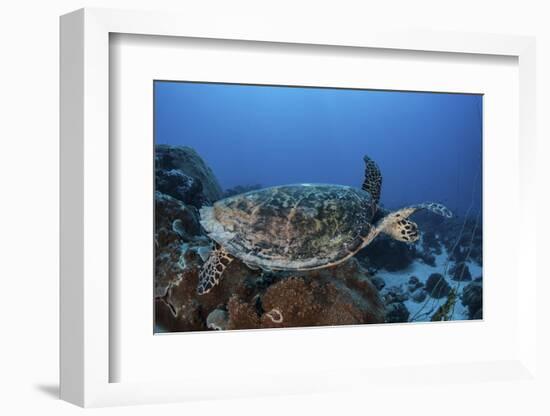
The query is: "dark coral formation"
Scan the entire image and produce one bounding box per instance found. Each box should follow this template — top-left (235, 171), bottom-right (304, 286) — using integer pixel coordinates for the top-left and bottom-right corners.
top-left (461, 278), bottom-right (483, 319)
top-left (449, 261), bottom-right (472, 281)
top-left (421, 230), bottom-right (442, 256)
top-left (370, 276), bottom-right (386, 291)
top-left (359, 235), bottom-right (416, 272)
top-left (425, 273), bottom-right (451, 299)
top-left (156, 144), bottom-right (223, 203)
top-left (385, 302), bottom-right (410, 323)
top-left (257, 273), bottom-right (384, 328)
top-left (429, 215), bottom-right (482, 266)
top-left (156, 168), bottom-right (206, 208)
top-left (409, 288), bottom-right (427, 303)
top-left (227, 296), bottom-right (261, 330)
top-left (407, 276), bottom-right (423, 292)
top-left (380, 284), bottom-right (412, 323)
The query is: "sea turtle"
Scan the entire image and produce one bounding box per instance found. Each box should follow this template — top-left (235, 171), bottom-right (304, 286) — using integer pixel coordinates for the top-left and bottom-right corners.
top-left (197, 155), bottom-right (452, 294)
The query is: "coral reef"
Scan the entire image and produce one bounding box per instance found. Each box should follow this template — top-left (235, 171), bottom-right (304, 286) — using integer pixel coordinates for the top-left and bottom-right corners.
top-left (154, 191), bottom-right (204, 298)
top-left (155, 145), bottom-right (387, 332)
top-left (227, 296), bottom-right (261, 330)
top-left (157, 251), bottom-right (386, 332)
top-left (257, 273), bottom-right (384, 328)
top-left (154, 144), bottom-right (483, 331)
top-left (224, 259), bottom-right (387, 329)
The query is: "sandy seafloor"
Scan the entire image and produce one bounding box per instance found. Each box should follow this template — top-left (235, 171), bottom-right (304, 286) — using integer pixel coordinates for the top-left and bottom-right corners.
top-left (378, 247), bottom-right (482, 323)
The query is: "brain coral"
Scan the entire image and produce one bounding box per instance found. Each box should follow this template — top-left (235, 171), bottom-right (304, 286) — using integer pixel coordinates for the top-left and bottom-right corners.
top-left (227, 295), bottom-right (261, 330)
top-left (259, 270), bottom-right (385, 328)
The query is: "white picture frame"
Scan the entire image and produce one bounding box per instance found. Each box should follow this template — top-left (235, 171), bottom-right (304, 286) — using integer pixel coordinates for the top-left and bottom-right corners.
top-left (60, 7), bottom-right (538, 408)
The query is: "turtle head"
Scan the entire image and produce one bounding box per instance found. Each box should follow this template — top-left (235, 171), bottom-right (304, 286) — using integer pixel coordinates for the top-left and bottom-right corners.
top-left (374, 202), bottom-right (453, 244)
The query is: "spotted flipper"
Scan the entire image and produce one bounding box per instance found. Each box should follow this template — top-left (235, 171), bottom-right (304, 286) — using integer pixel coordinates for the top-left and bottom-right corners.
top-left (375, 202), bottom-right (452, 244)
top-left (383, 218), bottom-right (420, 242)
top-left (197, 243), bottom-right (234, 295)
top-left (362, 155), bottom-right (382, 206)
top-left (417, 202), bottom-right (453, 218)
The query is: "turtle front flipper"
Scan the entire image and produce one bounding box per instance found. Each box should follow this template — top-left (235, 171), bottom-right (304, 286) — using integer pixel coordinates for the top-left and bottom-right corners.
top-left (375, 202), bottom-right (453, 244)
top-left (197, 243), bottom-right (234, 295)
top-left (385, 218), bottom-right (420, 243)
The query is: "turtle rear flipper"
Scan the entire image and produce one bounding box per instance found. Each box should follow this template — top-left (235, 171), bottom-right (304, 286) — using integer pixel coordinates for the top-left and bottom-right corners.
top-left (375, 202), bottom-right (453, 244)
top-left (197, 243), bottom-right (233, 295)
top-left (362, 155), bottom-right (382, 206)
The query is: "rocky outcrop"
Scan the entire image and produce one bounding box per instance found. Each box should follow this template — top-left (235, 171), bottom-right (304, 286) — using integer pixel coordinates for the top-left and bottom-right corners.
top-left (449, 261), bottom-right (472, 281)
top-left (380, 284), bottom-right (411, 323)
top-left (381, 285), bottom-right (409, 304)
top-left (407, 276), bottom-right (423, 292)
top-left (421, 230), bottom-right (442, 256)
top-left (410, 288), bottom-right (427, 303)
top-left (207, 309), bottom-right (230, 330)
top-left (461, 278), bottom-right (482, 319)
top-left (156, 144), bottom-right (223, 203)
top-left (425, 273), bottom-right (451, 299)
top-left (359, 235), bottom-right (416, 272)
top-left (406, 276), bottom-right (427, 303)
top-left (385, 302), bottom-right (410, 323)
top-left (370, 276), bottom-right (386, 291)
top-left (438, 217), bottom-right (483, 266)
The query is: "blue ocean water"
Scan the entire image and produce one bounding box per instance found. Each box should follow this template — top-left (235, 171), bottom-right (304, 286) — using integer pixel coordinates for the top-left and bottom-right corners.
top-left (154, 81), bottom-right (482, 217)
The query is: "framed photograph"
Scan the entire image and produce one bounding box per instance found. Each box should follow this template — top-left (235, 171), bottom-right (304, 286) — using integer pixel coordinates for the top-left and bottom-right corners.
top-left (153, 81), bottom-right (480, 333)
top-left (60, 8), bottom-right (538, 407)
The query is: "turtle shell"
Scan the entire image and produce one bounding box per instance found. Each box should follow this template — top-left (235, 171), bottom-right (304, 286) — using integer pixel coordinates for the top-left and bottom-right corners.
top-left (199, 184), bottom-right (376, 270)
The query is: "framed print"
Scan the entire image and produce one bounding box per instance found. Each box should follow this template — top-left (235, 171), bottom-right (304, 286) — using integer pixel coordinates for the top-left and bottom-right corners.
top-left (153, 81), bottom-right (482, 333)
top-left (60, 8), bottom-right (538, 407)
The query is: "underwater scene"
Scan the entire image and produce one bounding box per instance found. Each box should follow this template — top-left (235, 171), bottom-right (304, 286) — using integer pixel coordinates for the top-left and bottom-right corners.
top-left (154, 81), bottom-right (482, 333)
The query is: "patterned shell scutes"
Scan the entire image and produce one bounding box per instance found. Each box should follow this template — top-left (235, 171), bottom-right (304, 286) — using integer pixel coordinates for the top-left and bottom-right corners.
top-left (202, 184), bottom-right (376, 270)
